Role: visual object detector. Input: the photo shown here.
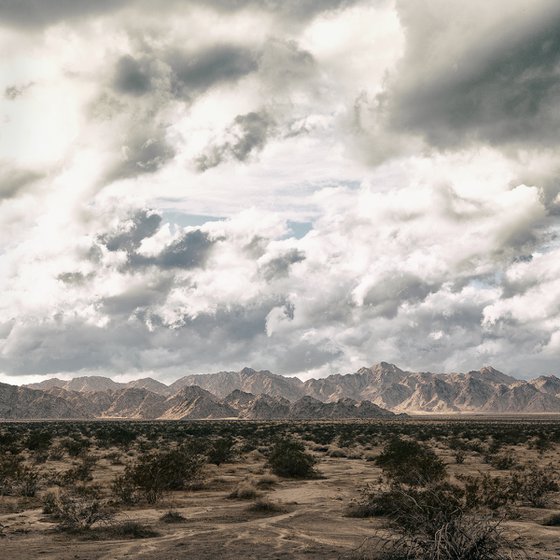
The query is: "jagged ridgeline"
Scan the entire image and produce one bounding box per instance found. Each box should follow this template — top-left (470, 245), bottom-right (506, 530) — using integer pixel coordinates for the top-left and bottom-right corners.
top-left (2, 362), bottom-right (559, 419)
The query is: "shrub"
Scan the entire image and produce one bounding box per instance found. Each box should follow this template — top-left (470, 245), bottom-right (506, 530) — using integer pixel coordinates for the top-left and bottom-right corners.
top-left (25, 430), bottom-right (53, 452)
top-left (454, 450), bottom-right (466, 464)
top-left (52, 488), bottom-right (114, 531)
top-left (462, 473), bottom-right (515, 511)
top-left (347, 482), bottom-right (464, 530)
top-left (122, 445), bottom-right (206, 504)
top-left (485, 452), bottom-right (517, 470)
top-left (160, 510), bottom-right (187, 523)
top-left (511, 466), bottom-right (559, 508)
top-left (64, 455), bottom-right (97, 483)
top-left (111, 473), bottom-right (137, 505)
top-left (207, 437), bottom-right (236, 466)
top-left (378, 514), bottom-right (522, 560)
top-left (108, 521), bottom-right (159, 539)
top-left (376, 438), bottom-right (446, 486)
top-left (349, 484), bottom-right (523, 560)
top-left (267, 438), bottom-right (317, 478)
top-left (256, 474), bottom-right (278, 488)
top-left (42, 491), bottom-right (58, 515)
top-left (16, 467), bottom-right (39, 497)
top-left (247, 498), bottom-right (285, 514)
top-left (228, 480), bottom-right (259, 500)
top-left (542, 512), bottom-right (560, 526)
top-left (0, 454), bottom-right (23, 496)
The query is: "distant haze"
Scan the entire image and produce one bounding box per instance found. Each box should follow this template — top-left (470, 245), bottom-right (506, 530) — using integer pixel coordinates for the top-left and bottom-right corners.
top-left (1, 1), bottom-right (560, 383)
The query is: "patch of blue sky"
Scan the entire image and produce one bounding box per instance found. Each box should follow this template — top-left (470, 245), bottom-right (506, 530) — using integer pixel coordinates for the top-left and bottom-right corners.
top-left (161, 212), bottom-right (225, 228)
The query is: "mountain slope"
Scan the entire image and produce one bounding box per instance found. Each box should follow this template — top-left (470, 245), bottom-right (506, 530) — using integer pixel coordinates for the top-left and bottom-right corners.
top-left (169, 367), bottom-right (305, 400)
top-left (16, 362), bottom-right (560, 416)
top-left (160, 386), bottom-right (239, 419)
top-left (0, 383), bottom-right (91, 419)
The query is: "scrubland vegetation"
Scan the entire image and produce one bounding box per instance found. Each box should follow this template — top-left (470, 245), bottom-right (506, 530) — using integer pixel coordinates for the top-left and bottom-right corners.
top-left (1, 418), bottom-right (560, 558)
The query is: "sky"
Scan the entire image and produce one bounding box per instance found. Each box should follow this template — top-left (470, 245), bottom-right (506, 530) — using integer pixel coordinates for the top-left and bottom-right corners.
top-left (1, 0), bottom-right (560, 384)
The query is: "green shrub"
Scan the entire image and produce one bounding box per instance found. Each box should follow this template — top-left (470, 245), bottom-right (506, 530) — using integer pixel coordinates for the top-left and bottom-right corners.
top-left (122, 445), bottom-right (206, 504)
top-left (376, 438), bottom-right (446, 486)
top-left (267, 438), bottom-right (317, 478)
top-left (207, 437), bottom-right (236, 466)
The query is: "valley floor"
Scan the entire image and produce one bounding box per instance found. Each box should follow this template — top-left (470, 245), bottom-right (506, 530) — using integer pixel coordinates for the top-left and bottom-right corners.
top-left (1, 419), bottom-right (560, 559)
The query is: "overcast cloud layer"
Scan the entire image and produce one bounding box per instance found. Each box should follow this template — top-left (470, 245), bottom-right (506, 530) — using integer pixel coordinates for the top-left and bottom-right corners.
top-left (1, 0), bottom-right (559, 383)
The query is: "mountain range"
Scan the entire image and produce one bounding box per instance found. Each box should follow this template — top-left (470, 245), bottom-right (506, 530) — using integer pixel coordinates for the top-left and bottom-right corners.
top-left (1, 362), bottom-right (559, 420)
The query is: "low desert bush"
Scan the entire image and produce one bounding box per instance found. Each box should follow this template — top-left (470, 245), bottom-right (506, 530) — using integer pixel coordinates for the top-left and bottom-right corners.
top-left (228, 480), bottom-right (259, 500)
top-left (267, 438), bottom-right (317, 478)
top-left (118, 445), bottom-right (206, 504)
top-left (16, 467), bottom-right (39, 497)
top-left (375, 437), bottom-right (446, 486)
top-left (160, 510), bottom-right (187, 523)
top-left (207, 437), bottom-right (236, 466)
top-left (42, 491), bottom-right (58, 514)
top-left (454, 450), bottom-right (466, 464)
top-left (541, 512), bottom-right (560, 526)
top-left (247, 498), bottom-right (285, 513)
top-left (107, 521), bottom-right (159, 539)
top-left (51, 488), bottom-right (114, 531)
top-left (256, 474), bottom-right (278, 488)
top-left (511, 466), bottom-right (559, 508)
top-left (0, 454), bottom-right (23, 496)
top-left (485, 451), bottom-right (518, 470)
top-left (347, 483), bottom-right (522, 560)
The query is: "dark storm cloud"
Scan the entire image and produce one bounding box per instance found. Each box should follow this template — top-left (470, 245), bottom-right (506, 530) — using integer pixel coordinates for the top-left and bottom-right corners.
top-left (202, 0), bottom-right (362, 22)
top-left (107, 127), bottom-right (175, 181)
top-left (260, 249), bottom-right (306, 281)
top-left (384, 0), bottom-right (560, 148)
top-left (153, 230), bottom-right (217, 269)
top-left (101, 210), bottom-right (162, 253)
top-left (128, 230), bottom-right (218, 270)
top-left (0, 0), bottom-right (129, 28)
top-left (113, 55), bottom-right (153, 96)
top-left (0, 0), bottom-right (360, 29)
top-left (195, 111), bottom-right (274, 171)
top-left (0, 297), bottom-right (284, 375)
top-left (169, 45), bottom-right (258, 97)
top-left (101, 279), bottom-right (172, 316)
top-left (57, 272), bottom-right (92, 285)
top-left (362, 273), bottom-right (435, 319)
top-left (0, 166), bottom-right (42, 200)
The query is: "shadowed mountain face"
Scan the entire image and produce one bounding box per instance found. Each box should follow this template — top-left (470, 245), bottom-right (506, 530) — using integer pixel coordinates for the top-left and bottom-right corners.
top-left (12, 362), bottom-right (560, 419)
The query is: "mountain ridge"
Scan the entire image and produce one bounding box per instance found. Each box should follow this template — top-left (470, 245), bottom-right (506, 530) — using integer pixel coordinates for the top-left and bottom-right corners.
top-left (15, 362), bottom-right (560, 417)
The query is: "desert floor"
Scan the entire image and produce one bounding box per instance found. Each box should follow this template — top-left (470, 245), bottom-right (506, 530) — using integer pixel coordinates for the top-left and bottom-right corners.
top-left (2, 429), bottom-right (560, 560)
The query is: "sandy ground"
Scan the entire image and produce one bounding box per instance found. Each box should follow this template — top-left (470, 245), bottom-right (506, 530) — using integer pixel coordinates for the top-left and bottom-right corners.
top-left (2, 446), bottom-right (560, 560)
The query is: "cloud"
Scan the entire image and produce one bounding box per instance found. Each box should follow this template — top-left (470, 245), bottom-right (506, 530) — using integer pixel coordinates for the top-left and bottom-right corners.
top-left (259, 248), bottom-right (306, 281)
top-left (101, 210), bottom-right (162, 252)
top-left (0, 0), bottom-right (361, 30)
top-left (168, 45), bottom-right (258, 97)
top-left (112, 55), bottom-right (153, 96)
top-left (140, 229), bottom-right (218, 270)
top-left (369, 0), bottom-right (560, 151)
top-left (0, 165), bottom-right (42, 200)
top-left (4, 82), bottom-right (34, 100)
top-left (1, 0), bottom-right (560, 382)
top-left (0, 0), bottom-right (129, 28)
top-left (195, 111), bottom-right (275, 171)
